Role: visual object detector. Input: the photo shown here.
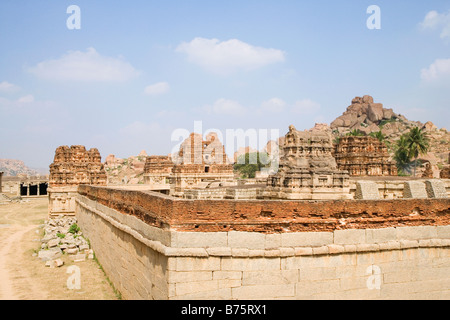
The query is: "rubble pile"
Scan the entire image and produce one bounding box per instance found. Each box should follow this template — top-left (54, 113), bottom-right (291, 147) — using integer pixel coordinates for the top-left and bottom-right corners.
top-left (37, 215), bottom-right (94, 268)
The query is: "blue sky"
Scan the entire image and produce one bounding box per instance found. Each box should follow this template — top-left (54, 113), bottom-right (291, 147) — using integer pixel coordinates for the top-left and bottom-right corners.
top-left (1, 0), bottom-right (449, 169)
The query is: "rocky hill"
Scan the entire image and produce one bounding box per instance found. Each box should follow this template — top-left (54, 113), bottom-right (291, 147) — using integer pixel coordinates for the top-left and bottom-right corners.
top-left (0, 159), bottom-right (43, 176)
top-left (329, 95), bottom-right (450, 176)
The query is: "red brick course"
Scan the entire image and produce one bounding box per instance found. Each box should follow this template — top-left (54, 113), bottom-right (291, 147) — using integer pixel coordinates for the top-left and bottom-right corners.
top-left (78, 185), bottom-right (450, 233)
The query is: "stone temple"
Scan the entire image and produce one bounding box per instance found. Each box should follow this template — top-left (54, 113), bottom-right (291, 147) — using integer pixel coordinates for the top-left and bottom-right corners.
top-left (170, 132), bottom-right (235, 196)
top-left (264, 125), bottom-right (351, 200)
top-left (333, 136), bottom-right (397, 176)
top-left (48, 145), bottom-right (107, 216)
top-left (143, 155), bottom-right (174, 187)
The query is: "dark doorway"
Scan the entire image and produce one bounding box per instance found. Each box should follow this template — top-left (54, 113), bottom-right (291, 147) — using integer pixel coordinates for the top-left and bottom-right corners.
top-left (20, 184), bottom-right (27, 196)
top-left (39, 183), bottom-right (48, 196)
top-left (29, 185), bottom-right (38, 196)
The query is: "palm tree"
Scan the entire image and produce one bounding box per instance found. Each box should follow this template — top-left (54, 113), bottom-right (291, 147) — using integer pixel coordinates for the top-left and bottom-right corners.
top-left (406, 127), bottom-right (430, 177)
top-left (347, 129), bottom-right (364, 137)
top-left (394, 135), bottom-right (412, 175)
top-left (369, 131), bottom-right (386, 143)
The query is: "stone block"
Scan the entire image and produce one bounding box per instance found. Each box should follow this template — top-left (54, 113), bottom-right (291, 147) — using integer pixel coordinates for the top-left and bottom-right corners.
top-left (38, 248), bottom-right (62, 261)
top-left (265, 233), bottom-right (282, 249)
top-left (355, 181), bottom-right (380, 200)
top-left (294, 247), bottom-right (313, 256)
top-left (396, 226), bottom-right (437, 241)
top-left (47, 238), bottom-right (60, 248)
top-left (366, 228), bottom-right (397, 244)
top-left (281, 232), bottom-right (333, 247)
top-left (168, 271), bottom-right (212, 284)
top-left (436, 225), bottom-right (450, 239)
top-left (425, 180), bottom-right (448, 199)
top-left (227, 231), bottom-right (265, 250)
top-left (403, 181), bottom-right (428, 199)
top-left (213, 271), bottom-right (242, 280)
top-left (173, 232), bottom-right (228, 248)
top-left (334, 229), bottom-right (366, 245)
top-left (175, 280), bottom-right (219, 296)
top-left (206, 247), bottom-right (232, 257)
top-left (175, 257), bottom-right (221, 272)
top-left (221, 257), bottom-right (281, 271)
top-left (243, 270), bottom-right (298, 286)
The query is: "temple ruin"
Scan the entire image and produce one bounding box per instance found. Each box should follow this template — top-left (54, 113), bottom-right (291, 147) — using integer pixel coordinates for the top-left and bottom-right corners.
top-left (143, 155), bottom-right (174, 187)
top-left (441, 153), bottom-right (450, 179)
top-left (48, 145), bottom-right (107, 216)
top-left (333, 136), bottom-right (397, 176)
top-left (170, 132), bottom-right (235, 197)
top-left (264, 125), bottom-right (351, 200)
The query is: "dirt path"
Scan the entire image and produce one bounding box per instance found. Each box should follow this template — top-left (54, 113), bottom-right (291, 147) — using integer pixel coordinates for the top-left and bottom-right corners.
top-left (0, 198), bottom-right (119, 300)
top-left (0, 225), bottom-right (45, 299)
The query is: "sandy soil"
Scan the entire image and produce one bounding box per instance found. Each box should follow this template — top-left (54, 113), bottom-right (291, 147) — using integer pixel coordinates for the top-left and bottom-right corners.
top-left (0, 197), bottom-right (119, 300)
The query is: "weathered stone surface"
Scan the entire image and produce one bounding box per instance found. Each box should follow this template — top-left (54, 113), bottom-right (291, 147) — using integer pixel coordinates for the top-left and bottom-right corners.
top-left (38, 248), bottom-right (62, 261)
top-left (48, 145), bottom-right (106, 216)
top-left (425, 180), bottom-right (448, 199)
top-left (334, 136), bottom-right (397, 176)
top-left (404, 181), bottom-right (428, 199)
top-left (355, 181), bottom-right (380, 200)
top-left (49, 145), bottom-right (107, 187)
top-left (331, 96), bottom-right (397, 130)
top-left (264, 125), bottom-right (350, 200)
top-left (367, 103), bottom-right (384, 122)
top-left (171, 132), bottom-right (234, 196)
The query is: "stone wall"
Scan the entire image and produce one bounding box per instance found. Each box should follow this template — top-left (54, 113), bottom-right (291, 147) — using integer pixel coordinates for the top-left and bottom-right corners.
top-left (76, 186), bottom-right (450, 300)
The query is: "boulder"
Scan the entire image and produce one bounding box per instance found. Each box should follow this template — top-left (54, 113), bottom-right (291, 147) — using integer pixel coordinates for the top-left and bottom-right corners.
top-left (367, 103), bottom-right (384, 122)
top-left (422, 121), bottom-right (438, 132)
top-left (383, 108), bottom-right (395, 120)
top-left (362, 95), bottom-right (374, 104)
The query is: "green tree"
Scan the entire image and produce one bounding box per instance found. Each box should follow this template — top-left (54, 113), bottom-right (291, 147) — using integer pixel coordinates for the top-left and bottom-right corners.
top-left (369, 131), bottom-right (386, 142)
top-left (406, 127), bottom-right (430, 177)
top-left (347, 129), bottom-right (365, 136)
top-left (393, 135), bottom-right (412, 175)
top-left (234, 152), bottom-right (270, 179)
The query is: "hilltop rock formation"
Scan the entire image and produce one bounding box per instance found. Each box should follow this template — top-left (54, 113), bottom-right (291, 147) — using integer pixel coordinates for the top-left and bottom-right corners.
top-left (331, 95), bottom-right (398, 135)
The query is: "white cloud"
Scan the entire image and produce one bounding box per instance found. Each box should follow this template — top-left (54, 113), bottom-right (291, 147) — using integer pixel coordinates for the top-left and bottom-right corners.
top-left (291, 99), bottom-right (321, 114)
top-left (259, 98), bottom-right (286, 114)
top-left (203, 98), bottom-right (247, 116)
top-left (119, 121), bottom-right (161, 136)
top-left (28, 48), bottom-right (140, 82)
top-left (176, 37), bottom-right (285, 75)
top-left (144, 82), bottom-right (170, 96)
top-left (420, 10), bottom-right (450, 39)
top-left (421, 58), bottom-right (450, 83)
top-left (17, 95), bottom-right (35, 103)
top-left (0, 81), bottom-right (20, 93)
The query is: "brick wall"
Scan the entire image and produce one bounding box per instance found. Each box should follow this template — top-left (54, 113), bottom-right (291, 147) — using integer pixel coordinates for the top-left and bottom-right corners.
top-left (78, 185), bottom-right (450, 233)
